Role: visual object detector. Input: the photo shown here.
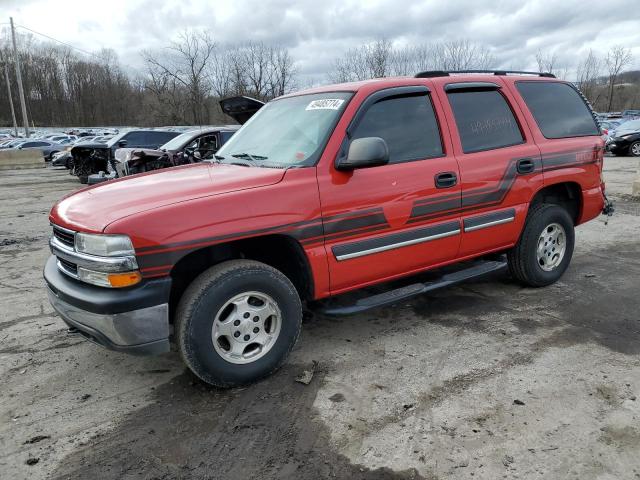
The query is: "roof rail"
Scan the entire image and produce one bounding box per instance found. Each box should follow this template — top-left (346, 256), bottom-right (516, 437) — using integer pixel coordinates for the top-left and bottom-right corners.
top-left (415, 70), bottom-right (556, 79)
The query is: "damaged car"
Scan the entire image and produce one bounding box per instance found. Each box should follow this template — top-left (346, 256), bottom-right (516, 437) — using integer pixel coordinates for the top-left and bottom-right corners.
top-left (93, 126), bottom-right (240, 183)
top-left (86, 96), bottom-right (264, 184)
top-left (70, 129), bottom-right (181, 183)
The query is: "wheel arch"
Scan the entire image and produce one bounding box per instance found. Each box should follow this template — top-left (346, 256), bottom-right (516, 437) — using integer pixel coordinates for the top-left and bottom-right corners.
top-left (168, 233), bottom-right (314, 320)
top-left (529, 181), bottom-right (582, 224)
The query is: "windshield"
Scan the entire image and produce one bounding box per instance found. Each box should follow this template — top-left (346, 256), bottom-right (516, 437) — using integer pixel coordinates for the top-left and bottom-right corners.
top-left (216, 91), bottom-right (353, 167)
top-left (161, 131), bottom-right (197, 150)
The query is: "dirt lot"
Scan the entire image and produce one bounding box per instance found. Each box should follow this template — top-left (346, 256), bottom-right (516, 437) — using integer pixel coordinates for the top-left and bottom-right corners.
top-left (1, 157), bottom-right (640, 480)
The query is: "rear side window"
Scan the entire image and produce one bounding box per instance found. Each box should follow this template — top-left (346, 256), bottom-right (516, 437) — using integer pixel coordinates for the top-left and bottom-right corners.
top-left (516, 82), bottom-right (599, 138)
top-left (447, 90), bottom-right (523, 153)
top-left (124, 131), bottom-right (179, 146)
top-left (351, 94), bottom-right (443, 163)
top-left (150, 131), bottom-right (181, 145)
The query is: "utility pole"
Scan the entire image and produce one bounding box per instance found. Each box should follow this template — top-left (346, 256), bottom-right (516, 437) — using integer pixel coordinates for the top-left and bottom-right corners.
top-left (10, 17), bottom-right (29, 138)
top-left (4, 65), bottom-right (19, 137)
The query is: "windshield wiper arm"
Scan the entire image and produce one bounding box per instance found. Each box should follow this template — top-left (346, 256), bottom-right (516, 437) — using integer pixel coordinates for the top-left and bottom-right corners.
top-left (231, 152), bottom-right (268, 162)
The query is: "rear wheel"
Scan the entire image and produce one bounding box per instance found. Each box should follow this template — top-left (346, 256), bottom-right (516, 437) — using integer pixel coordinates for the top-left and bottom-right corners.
top-left (508, 204), bottom-right (575, 287)
top-left (176, 260), bottom-right (302, 387)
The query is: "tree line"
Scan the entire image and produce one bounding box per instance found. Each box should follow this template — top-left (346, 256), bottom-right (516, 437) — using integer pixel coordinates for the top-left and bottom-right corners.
top-left (0, 30), bottom-right (637, 129)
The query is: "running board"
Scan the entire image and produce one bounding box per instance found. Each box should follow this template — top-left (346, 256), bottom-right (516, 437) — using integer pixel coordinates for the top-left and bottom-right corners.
top-left (318, 260), bottom-right (507, 316)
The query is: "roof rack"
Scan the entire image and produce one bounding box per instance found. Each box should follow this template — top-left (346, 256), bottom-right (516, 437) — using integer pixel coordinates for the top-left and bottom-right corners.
top-left (415, 70), bottom-right (556, 79)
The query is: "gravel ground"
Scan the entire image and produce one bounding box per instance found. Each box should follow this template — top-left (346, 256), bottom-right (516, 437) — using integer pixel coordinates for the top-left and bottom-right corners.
top-left (1, 157), bottom-right (639, 480)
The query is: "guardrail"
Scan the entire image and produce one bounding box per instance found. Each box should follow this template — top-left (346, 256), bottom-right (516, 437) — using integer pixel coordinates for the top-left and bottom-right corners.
top-left (0, 150), bottom-right (45, 170)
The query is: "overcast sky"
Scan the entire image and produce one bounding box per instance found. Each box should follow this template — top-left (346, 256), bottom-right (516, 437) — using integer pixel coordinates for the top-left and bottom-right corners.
top-left (4, 0), bottom-right (640, 83)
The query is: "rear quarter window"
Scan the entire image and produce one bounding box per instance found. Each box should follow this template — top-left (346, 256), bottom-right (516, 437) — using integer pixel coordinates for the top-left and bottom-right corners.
top-left (516, 81), bottom-right (599, 139)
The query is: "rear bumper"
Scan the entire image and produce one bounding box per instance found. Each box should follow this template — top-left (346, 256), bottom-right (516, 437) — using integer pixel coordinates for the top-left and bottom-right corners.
top-left (578, 186), bottom-right (607, 225)
top-left (44, 255), bottom-right (171, 355)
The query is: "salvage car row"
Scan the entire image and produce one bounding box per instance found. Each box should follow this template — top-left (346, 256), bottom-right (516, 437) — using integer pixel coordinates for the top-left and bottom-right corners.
top-left (8, 96), bottom-right (262, 184)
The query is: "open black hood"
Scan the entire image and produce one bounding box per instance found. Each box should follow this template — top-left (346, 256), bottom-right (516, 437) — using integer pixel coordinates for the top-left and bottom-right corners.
top-left (219, 96), bottom-right (265, 124)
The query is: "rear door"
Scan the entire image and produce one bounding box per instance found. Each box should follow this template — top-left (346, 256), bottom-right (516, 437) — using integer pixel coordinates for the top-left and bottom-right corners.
top-left (435, 80), bottom-right (544, 258)
top-left (317, 85), bottom-right (462, 293)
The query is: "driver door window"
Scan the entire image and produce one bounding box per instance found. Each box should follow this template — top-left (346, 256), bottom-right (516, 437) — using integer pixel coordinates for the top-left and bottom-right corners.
top-left (351, 95), bottom-right (444, 163)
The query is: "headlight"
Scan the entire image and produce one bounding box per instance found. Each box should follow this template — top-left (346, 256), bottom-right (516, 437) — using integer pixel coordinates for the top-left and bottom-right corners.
top-left (75, 233), bottom-right (135, 257)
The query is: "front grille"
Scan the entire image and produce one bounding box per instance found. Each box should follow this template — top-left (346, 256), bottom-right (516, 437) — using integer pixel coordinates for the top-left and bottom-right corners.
top-left (58, 257), bottom-right (78, 276)
top-left (53, 225), bottom-right (75, 249)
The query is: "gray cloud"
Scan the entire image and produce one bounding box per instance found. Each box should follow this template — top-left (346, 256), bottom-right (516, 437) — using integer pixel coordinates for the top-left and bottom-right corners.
top-left (7, 0), bottom-right (640, 83)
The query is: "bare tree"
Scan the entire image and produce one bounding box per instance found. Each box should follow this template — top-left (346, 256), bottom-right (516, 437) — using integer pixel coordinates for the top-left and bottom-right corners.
top-left (329, 39), bottom-right (495, 82)
top-left (576, 49), bottom-right (602, 107)
top-left (143, 30), bottom-right (216, 124)
top-left (437, 39), bottom-right (495, 70)
top-left (605, 46), bottom-right (633, 111)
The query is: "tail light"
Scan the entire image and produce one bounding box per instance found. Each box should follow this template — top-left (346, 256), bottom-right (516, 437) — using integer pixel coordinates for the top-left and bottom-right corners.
top-left (597, 146), bottom-right (605, 190)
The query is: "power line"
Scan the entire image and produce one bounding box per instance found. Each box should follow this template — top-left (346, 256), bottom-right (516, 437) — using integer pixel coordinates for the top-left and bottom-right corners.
top-left (11, 23), bottom-right (146, 74)
top-left (17, 24), bottom-right (107, 62)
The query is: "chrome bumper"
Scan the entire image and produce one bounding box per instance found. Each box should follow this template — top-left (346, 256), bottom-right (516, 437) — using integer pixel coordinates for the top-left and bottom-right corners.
top-left (47, 286), bottom-right (170, 355)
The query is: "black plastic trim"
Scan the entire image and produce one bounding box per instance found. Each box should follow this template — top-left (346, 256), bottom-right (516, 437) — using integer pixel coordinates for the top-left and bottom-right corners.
top-left (332, 220), bottom-right (460, 259)
top-left (444, 82), bottom-right (500, 92)
top-left (61, 315), bottom-right (170, 356)
top-left (463, 208), bottom-right (516, 231)
top-left (318, 258), bottom-right (508, 315)
top-left (415, 70), bottom-right (556, 78)
top-left (44, 256), bottom-right (171, 315)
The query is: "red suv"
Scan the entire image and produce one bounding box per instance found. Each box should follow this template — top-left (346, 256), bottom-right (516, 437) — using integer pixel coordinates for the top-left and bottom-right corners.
top-left (45, 70), bottom-right (611, 387)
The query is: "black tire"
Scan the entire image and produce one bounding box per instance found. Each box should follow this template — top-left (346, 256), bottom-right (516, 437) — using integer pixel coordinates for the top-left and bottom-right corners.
top-left (629, 141), bottom-right (640, 157)
top-left (175, 259), bottom-right (302, 387)
top-left (78, 175), bottom-right (88, 184)
top-left (507, 204), bottom-right (575, 287)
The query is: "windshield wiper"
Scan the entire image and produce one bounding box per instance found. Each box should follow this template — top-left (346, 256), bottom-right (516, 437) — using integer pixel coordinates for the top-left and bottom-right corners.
top-left (231, 152), bottom-right (267, 162)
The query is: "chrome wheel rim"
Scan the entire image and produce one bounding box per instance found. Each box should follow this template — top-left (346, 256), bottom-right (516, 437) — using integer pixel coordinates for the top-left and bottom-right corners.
top-left (211, 291), bottom-right (281, 365)
top-left (632, 143), bottom-right (640, 156)
top-left (536, 222), bottom-right (566, 272)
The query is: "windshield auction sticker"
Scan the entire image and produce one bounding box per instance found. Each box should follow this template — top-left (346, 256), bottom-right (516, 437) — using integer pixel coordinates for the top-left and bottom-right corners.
top-left (306, 99), bottom-right (345, 111)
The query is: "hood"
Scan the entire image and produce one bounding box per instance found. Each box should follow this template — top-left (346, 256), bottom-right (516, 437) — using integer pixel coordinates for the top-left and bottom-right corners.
top-left (219, 96), bottom-right (265, 124)
top-left (50, 163), bottom-right (285, 232)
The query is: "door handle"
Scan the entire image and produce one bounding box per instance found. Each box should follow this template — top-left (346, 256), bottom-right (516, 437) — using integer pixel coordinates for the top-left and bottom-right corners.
top-left (435, 171), bottom-right (457, 189)
top-left (517, 158), bottom-right (535, 174)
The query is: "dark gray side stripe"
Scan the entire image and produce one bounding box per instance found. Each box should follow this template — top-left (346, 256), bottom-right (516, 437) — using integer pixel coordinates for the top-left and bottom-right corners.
top-left (332, 220), bottom-right (460, 261)
top-left (463, 208), bottom-right (516, 232)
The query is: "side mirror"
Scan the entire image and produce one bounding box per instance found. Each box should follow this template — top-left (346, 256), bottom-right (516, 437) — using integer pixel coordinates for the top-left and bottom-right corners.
top-left (193, 151), bottom-right (202, 159)
top-left (336, 137), bottom-right (389, 171)
top-left (117, 140), bottom-right (128, 148)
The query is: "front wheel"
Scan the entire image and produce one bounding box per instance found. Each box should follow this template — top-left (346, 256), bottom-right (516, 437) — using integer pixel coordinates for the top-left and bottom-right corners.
top-left (508, 204), bottom-right (575, 287)
top-left (176, 260), bottom-right (302, 387)
top-left (629, 141), bottom-right (640, 157)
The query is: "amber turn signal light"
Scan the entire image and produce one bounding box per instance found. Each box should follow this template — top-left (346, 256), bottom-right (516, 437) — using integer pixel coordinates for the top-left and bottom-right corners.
top-left (107, 271), bottom-right (142, 288)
